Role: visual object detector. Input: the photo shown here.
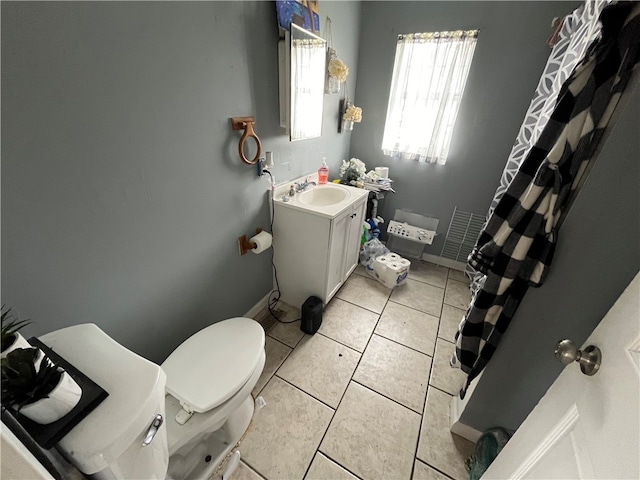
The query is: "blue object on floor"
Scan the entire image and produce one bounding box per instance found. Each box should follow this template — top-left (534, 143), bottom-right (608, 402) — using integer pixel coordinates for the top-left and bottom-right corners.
top-left (466, 427), bottom-right (513, 480)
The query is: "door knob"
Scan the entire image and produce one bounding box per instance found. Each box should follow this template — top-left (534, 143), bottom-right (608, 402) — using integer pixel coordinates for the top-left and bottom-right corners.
top-left (554, 339), bottom-right (602, 376)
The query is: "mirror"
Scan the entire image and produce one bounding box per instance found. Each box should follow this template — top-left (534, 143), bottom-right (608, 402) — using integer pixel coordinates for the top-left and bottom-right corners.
top-left (279, 24), bottom-right (326, 141)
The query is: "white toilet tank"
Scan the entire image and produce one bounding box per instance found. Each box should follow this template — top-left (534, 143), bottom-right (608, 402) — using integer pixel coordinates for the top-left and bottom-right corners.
top-left (39, 324), bottom-right (169, 479)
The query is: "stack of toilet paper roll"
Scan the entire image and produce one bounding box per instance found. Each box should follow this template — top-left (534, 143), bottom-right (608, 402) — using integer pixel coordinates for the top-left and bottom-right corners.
top-left (373, 253), bottom-right (410, 288)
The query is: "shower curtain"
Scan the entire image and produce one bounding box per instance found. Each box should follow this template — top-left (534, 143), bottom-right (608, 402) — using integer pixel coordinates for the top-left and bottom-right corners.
top-left (455, 1), bottom-right (640, 396)
top-left (468, 0), bottom-right (612, 294)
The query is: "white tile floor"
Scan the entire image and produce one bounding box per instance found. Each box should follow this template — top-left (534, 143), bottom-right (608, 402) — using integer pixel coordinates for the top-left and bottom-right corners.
top-left (229, 260), bottom-right (475, 480)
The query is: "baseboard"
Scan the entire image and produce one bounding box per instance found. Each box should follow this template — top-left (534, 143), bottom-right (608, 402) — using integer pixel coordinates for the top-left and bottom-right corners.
top-left (244, 292), bottom-right (272, 319)
top-left (449, 370), bottom-right (484, 443)
top-left (450, 419), bottom-right (483, 444)
top-left (450, 393), bottom-right (483, 443)
top-left (421, 253), bottom-right (467, 271)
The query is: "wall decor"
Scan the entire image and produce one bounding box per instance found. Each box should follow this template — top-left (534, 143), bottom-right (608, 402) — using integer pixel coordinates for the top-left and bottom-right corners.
top-left (276, 0), bottom-right (320, 34)
top-left (324, 17), bottom-right (348, 94)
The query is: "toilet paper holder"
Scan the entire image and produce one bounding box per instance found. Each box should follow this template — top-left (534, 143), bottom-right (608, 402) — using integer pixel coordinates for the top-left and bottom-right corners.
top-left (238, 227), bottom-right (263, 256)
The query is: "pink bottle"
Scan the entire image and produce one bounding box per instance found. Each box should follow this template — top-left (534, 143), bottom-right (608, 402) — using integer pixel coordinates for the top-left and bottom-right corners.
top-left (318, 159), bottom-right (329, 184)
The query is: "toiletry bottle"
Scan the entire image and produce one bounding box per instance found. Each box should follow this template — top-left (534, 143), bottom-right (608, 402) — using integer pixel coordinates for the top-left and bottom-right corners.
top-left (318, 158), bottom-right (329, 185)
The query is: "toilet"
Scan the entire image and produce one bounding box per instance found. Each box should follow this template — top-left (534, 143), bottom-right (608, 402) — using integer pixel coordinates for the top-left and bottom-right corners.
top-left (38, 317), bottom-right (266, 479)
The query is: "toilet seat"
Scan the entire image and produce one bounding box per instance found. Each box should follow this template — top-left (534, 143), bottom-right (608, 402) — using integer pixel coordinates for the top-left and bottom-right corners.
top-left (161, 317), bottom-right (265, 414)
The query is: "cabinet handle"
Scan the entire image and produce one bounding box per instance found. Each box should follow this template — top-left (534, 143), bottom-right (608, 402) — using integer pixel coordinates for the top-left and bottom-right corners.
top-left (350, 213), bottom-right (357, 218)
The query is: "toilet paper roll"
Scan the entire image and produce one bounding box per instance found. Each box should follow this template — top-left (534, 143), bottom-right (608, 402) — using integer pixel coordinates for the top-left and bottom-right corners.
top-left (250, 231), bottom-right (272, 254)
top-left (397, 258), bottom-right (411, 268)
top-left (375, 167), bottom-right (389, 179)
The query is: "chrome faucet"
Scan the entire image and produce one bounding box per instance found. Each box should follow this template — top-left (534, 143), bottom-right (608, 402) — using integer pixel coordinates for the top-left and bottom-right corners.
top-left (295, 177), bottom-right (317, 192)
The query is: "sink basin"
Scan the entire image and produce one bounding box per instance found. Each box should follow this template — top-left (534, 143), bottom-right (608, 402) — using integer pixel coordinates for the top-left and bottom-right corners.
top-left (298, 184), bottom-right (349, 207)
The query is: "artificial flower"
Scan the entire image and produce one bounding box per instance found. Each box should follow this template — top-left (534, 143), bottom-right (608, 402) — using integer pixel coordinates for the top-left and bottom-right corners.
top-left (340, 158), bottom-right (367, 185)
top-left (328, 58), bottom-right (349, 82)
top-left (343, 104), bottom-right (362, 123)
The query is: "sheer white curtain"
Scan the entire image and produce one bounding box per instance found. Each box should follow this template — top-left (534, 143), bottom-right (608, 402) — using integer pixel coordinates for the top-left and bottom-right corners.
top-left (291, 38), bottom-right (325, 140)
top-left (382, 31), bottom-right (478, 165)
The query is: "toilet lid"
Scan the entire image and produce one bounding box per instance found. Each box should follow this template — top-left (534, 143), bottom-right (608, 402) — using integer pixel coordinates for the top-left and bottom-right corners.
top-left (161, 317), bottom-right (265, 412)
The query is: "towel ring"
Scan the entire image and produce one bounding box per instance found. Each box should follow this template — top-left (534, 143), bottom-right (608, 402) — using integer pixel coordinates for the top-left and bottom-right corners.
top-left (231, 116), bottom-right (262, 165)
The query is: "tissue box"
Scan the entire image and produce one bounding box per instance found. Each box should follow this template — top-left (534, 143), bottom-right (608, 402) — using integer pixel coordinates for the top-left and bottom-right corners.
top-left (373, 253), bottom-right (410, 288)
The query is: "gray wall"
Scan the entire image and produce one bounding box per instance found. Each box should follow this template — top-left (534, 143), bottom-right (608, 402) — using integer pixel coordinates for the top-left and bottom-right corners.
top-left (351, 1), bottom-right (579, 253)
top-left (1, 1), bottom-right (362, 363)
top-left (460, 83), bottom-right (640, 431)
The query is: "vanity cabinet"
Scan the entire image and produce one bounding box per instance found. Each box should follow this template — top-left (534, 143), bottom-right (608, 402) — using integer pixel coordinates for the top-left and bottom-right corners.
top-left (273, 193), bottom-right (367, 309)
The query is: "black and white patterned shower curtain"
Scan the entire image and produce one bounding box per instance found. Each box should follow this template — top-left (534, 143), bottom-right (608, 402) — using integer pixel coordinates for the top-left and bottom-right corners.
top-left (468, 0), bottom-right (612, 294)
top-left (454, 1), bottom-right (640, 395)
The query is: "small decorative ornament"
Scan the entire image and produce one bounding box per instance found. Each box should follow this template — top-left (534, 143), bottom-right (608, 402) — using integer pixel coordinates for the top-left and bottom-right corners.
top-left (324, 17), bottom-right (348, 94)
top-left (343, 103), bottom-right (362, 122)
top-left (341, 101), bottom-right (362, 132)
top-left (326, 53), bottom-right (346, 94)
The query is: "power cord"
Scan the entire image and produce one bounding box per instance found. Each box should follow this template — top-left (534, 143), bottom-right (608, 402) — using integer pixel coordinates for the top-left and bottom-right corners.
top-left (263, 170), bottom-right (300, 324)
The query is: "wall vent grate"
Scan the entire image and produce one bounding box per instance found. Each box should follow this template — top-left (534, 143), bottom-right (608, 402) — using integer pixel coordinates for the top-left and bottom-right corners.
top-left (440, 207), bottom-right (485, 263)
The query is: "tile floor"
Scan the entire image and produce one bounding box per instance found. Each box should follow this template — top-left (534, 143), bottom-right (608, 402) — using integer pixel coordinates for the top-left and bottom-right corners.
top-left (229, 260), bottom-right (475, 480)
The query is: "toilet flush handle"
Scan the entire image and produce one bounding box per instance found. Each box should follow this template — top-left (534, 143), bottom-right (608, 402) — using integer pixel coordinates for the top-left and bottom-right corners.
top-left (142, 414), bottom-right (164, 447)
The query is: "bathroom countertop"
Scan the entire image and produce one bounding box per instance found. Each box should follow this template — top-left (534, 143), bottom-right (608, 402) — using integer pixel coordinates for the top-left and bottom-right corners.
top-left (272, 174), bottom-right (369, 219)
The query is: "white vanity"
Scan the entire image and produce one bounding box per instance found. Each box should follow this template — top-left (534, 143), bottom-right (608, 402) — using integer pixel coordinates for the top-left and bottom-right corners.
top-left (272, 176), bottom-right (369, 309)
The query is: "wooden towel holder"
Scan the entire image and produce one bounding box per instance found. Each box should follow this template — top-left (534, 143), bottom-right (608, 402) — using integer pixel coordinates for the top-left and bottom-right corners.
top-left (231, 116), bottom-right (262, 165)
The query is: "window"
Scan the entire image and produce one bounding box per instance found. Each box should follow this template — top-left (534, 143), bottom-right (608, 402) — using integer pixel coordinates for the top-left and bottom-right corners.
top-left (382, 30), bottom-right (478, 165)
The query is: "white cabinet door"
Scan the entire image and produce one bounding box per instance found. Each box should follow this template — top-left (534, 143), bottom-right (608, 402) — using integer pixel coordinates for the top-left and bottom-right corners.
top-left (326, 210), bottom-right (349, 301)
top-left (343, 197), bottom-right (367, 281)
top-left (483, 271), bottom-right (640, 480)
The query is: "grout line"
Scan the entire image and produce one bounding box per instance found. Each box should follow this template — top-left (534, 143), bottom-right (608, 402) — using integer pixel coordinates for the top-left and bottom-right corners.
top-left (372, 331), bottom-right (435, 357)
top-left (300, 297), bottom-right (387, 480)
top-left (350, 379), bottom-right (425, 416)
top-left (315, 331), bottom-right (364, 355)
top-left (274, 374), bottom-right (337, 412)
top-left (266, 333), bottom-right (296, 350)
top-left (235, 460), bottom-right (266, 480)
top-left (447, 278), bottom-right (471, 287)
top-left (314, 451), bottom-right (365, 480)
top-left (407, 275), bottom-right (448, 290)
top-left (443, 299), bottom-right (468, 310)
top-left (438, 336), bottom-right (456, 346)
top-left (267, 328), bottom-right (305, 350)
top-left (415, 458), bottom-right (458, 480)
top-left (253, 346), bottom-right (292, 398)
top-left (411, 357), bottom-right (435, 480)
top-left (428, 384), bottom-right (457, 397)
top-left (411, 276), bottom-right (444, 480)
top-left (333, 295), bottom-right (388, 316)
top-left (249, 267), bottom-right (470, 480)
top-left (386, 299), bottom-right (442, 319)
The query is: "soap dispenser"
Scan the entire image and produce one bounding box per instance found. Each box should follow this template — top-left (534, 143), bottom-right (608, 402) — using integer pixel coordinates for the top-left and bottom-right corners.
top-left (318, 158), bottom-right (329, 185)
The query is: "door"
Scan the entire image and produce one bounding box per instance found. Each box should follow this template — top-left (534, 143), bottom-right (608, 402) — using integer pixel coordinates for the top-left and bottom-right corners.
top-left (483, 271), bottom-right (640, 479)
top-left (326, 210), bottom-right (349, 301)
top-left (343, 197), bottom-right (367, 280)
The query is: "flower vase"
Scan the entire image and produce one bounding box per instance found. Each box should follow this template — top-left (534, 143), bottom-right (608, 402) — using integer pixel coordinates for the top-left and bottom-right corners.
top-left (19, 370), bottom-right (82, 424)
top-left (1, 332), bottom-right (31, 360)
top-left (342, 120), bottom-right (354, 132)
top-left (327, 76), bottom-right (341, 94)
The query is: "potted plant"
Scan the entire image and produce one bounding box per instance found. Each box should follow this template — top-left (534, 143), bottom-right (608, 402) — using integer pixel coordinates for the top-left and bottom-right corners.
top-left (1, 306), bottom-right (31, 358)
top-left (1, 347), bottom-right (82, 424)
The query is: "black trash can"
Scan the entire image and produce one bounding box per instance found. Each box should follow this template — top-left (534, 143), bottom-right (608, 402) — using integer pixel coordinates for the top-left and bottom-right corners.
top-left (300, 296), bottom-right (323, 334)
